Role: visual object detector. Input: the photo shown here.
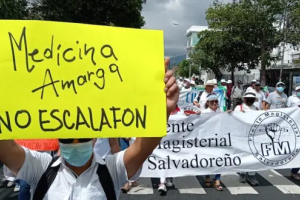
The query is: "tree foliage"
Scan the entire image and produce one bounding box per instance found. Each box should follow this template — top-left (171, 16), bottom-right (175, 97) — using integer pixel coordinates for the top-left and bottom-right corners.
top-left (0, 0), bottom-right (28, 19)
top-left (177, 60), bottom-right (199, 78)
top-left (30, 0), bottom-right (147, 28)
top-left (190, 0), bottom-right (300, 85)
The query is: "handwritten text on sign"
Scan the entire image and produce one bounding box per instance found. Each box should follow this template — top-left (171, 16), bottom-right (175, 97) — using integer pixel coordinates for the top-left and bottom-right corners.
top-left (0, 20), bottom-right (166, 139)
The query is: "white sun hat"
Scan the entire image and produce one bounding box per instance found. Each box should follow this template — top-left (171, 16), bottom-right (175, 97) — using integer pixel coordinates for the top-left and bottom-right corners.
top-left (205, 80), bottom-right (215, 86)
top-left (243, 91), bottom-right (258, 102)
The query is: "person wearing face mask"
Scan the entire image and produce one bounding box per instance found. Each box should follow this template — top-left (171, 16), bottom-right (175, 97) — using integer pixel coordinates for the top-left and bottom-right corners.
top-left (265, 82), bottom-right (287, 110)
top-left (0, 58), bottom-right (180, 200)
top-left (234, 91), bottom-right (259, 185)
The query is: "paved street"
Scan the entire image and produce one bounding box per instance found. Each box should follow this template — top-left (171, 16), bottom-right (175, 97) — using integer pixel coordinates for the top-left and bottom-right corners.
top-left (2, 161), bottom-right (300, 200)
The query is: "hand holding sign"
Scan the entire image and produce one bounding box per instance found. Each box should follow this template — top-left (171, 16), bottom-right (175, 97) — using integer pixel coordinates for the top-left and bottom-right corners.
top-left (164, 58), bottom-right (179, 118)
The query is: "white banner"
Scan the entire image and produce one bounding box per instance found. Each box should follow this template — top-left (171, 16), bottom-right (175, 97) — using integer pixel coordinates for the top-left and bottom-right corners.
top-left (140, 108), bottom-right (300, 177)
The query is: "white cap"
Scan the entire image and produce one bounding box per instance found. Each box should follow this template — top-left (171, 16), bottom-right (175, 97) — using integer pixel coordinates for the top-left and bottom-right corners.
top-left (221, 79), bottom-right (226, 83)
top-left (227, 80), bottom-right (232, 84)
top-left (190, 80), bottom-right (196, 85)
top-left (212, 79), bottom-right (217, 84)
top-left (251, 79), bottom-right (257, 83)
top-left (295, 86), bottom-right (300, 91)
top-left (205, 80), bottom-right (215, 86)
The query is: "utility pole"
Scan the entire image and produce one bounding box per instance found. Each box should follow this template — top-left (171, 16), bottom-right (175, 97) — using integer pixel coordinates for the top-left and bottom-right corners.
top-left (279, 1), bottom-right (288, 82)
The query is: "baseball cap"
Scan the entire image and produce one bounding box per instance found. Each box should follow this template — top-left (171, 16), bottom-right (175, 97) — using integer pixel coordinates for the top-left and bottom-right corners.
top-left (251, 79), bottom-right (257, 83)
top-left (237, 80), bottom-right (242, 84)
top-left (295, 86), bottom-right (300, 91)
top-left (276, 82), bottom-right (285, 87)
top-left (227, 80), bottom-right (232, 84)
top-left (221, 79), bottom-right (226, 83)
top-left (255, 82), bottom-right (261, 86)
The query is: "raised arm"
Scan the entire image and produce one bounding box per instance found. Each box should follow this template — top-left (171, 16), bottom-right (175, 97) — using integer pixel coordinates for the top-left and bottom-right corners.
top-left (123, 58), bottom-right (179, 179)
top-left (0, 140), bottom-right (25, 175)
top-left (109, 138), bottom-right (121, 154)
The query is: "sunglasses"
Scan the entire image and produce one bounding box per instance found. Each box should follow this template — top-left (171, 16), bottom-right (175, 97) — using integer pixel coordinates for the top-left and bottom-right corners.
top-left (208, 100), bottom-right (218, 104)
top-left (58, 138), bottom-right (92, 144)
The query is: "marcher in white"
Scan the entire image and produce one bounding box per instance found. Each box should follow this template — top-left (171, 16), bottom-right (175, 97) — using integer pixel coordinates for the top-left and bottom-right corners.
top-left (246, 79), bottom-right (257, 92)
top-left (0, 58), bottom-right (180, 200)
top-left (252, 82), bottom-right (266, 110)
top-left (231, 80), bottom-right (243, 110)
top-left (265, 82), bottom-right (287, 110)
top-left (287, 86), bottom-right (300, 108)
top-left (235, 91), bottom-right (259, 186)
top-left (287, 86), bottom-right (300, 180)
top-left (201, 93), bottom-right (231, 191)
top-left (181, 79), bottom-right (192, 92)
top-left (220, 79), bottom-right (227, 87)
top-left (193, 80), bottom-right (214, 110)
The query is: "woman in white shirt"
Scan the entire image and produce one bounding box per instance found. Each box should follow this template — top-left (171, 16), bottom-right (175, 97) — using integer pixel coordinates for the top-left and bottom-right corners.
top-left (201, 93), bottom-right (223, 191)
top-left (234, 91), bottom-right (259, 186)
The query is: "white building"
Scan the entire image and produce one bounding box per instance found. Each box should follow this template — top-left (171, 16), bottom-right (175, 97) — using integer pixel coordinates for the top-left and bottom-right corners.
top-left (186, 25), bottom-right (261, 83)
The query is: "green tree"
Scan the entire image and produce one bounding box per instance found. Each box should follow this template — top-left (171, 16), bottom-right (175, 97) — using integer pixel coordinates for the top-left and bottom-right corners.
top-left (0, 0), bottom-right (28, 19)
top-left (30, 0), bottom-right (147, 28)
top-left (177, 60), bottom-right (199, 78)
top-left (191, 0), bottom-right (300, 85)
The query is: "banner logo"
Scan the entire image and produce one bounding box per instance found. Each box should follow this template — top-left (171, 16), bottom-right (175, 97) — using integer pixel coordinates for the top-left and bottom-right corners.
top-left (248, 111), bottom-right (300, 166)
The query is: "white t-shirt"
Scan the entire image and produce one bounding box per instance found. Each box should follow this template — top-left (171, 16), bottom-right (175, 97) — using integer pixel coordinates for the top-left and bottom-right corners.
top-left (246, 86), bottom-right (255, 93)
top-left (94, 139), bottom-right (111, 159)
top-left (253, 90), bottom-right (266, 110)
top-left (234, 103), bottom-right (257, 111)
top-left (231, 86), bottom-right (243, 99)
top-left (193, 91), bottom-right (210, 111)
top-left (287, 95), bottom-right (300, 108)
top-left (16, 148), bottom-right (140, 200)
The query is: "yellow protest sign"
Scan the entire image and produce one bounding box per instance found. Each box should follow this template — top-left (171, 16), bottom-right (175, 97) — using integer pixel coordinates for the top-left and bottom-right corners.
top-left (0, 20), bottom-right (166, 139)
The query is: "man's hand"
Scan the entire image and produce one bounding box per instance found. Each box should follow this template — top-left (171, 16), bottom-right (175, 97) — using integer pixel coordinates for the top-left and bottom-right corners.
top-left (124, 57), bottom-right (179, 180)
top-left (165, 58), bottom-right (180, 118)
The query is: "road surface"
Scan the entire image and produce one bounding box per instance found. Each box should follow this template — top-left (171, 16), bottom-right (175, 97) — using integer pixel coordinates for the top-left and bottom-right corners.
top-left (1, 162), bottom-right (300, 200)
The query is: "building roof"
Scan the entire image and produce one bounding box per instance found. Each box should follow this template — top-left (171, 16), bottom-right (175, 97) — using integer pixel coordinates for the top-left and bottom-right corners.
top-left (185, 26), bottom-right (208, 36)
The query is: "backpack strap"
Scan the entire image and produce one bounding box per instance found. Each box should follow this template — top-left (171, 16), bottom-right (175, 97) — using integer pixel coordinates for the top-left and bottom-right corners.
top-left (97, 164), bottom-right (117, 200)
top-left (32, 156), bottom-right (61, 200)
top-left (196, 91), bottom-right (204, 102)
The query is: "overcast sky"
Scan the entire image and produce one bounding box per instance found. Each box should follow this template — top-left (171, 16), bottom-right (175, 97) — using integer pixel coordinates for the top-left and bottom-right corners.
top-left (141, 0), bottom-right (230, 57)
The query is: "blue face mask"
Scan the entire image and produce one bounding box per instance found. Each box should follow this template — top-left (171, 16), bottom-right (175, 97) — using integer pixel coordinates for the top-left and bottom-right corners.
top-left (59, 141), bottom-right (93, 167)
top-left (277, 87), bottom-right (284, 93)
top-left (297, 92), bottom-right (300, 98)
